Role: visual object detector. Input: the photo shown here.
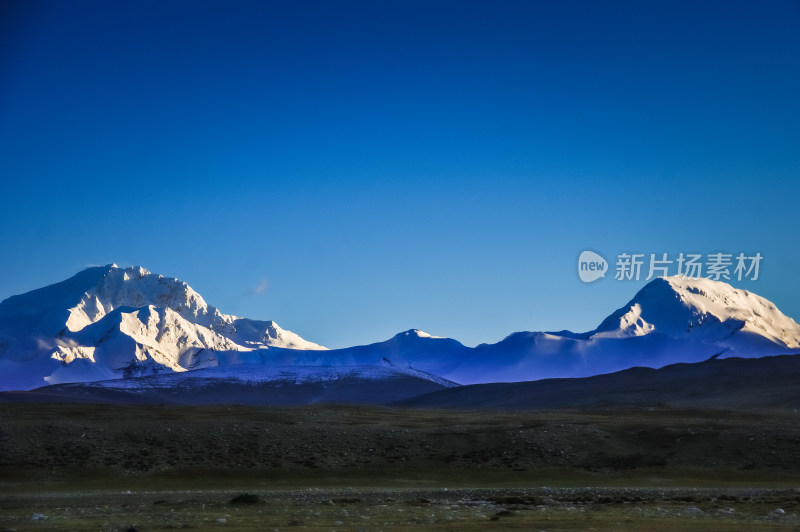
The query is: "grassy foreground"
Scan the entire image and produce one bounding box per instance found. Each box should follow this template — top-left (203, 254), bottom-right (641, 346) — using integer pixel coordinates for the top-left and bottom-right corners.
top-left (1, 403), bottom-right (799, 530)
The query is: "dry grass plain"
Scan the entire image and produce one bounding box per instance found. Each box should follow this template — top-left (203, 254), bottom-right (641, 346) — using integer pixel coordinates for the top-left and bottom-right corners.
top-left (1, 403), bottom-right (800, 530)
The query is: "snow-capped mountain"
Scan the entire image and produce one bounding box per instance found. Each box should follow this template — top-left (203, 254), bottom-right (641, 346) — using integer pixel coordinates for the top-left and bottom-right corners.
top-left (294, 276), bottom-right (800, 384)
top-left (1, 266), bottom-right (798, 392)
top-left (592, 276), bottom-right (800, 348)
top-left (0, 264), bottom-right (325, 390)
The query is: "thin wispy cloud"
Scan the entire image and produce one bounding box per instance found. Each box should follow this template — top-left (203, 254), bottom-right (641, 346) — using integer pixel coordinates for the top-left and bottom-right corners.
top-left (252, 279), bottom-right (269, 296)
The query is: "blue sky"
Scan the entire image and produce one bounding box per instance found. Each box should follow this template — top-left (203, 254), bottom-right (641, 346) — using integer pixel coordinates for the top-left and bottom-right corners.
top-left (1, 0), bottom-right (798, 348)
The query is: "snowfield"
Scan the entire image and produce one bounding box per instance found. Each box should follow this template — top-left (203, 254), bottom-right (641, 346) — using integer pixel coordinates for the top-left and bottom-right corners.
top-left (86, 362), bottom-right (459, 391)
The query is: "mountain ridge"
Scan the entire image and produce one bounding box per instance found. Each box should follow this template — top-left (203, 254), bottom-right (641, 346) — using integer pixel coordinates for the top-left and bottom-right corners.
top-left (396, 353), bottom-right (800, 410)
top-left (1, 265), bottom-right (798, 391)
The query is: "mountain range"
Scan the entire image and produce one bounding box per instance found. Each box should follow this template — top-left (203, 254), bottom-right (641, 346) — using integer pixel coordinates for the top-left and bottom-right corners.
top-left (0, 264), bottom-right (798, 397)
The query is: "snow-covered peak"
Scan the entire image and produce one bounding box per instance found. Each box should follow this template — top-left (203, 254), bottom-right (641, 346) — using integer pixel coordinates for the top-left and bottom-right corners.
top-left (65, 264), bottom-right (220, 333)
top-left (0, 263), bottom-right (325, 350)
top-left (222, 318), bottom-right (326, 350)
top-left (592, 276), bottom-right (800, 348)
top-left (0, 264), bottom-right (328, 389)
top-left (395, 329), bottom-right (442, 339)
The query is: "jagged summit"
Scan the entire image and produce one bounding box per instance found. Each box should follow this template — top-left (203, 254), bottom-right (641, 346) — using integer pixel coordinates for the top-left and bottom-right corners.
top-left (0, 264), bottom-right (326, 390)
top-left (64, 264), bottom-right (219, 333)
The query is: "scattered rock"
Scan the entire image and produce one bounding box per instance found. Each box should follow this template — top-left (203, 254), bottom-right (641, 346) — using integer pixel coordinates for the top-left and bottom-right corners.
top-left (332, 497), bottom-right (361, 504)
top-left (229, 493), bottom-right (261, 505)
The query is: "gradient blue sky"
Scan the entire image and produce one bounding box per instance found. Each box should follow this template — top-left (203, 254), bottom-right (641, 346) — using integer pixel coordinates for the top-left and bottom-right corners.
top-left (1, 0), bottom-right (798, 348)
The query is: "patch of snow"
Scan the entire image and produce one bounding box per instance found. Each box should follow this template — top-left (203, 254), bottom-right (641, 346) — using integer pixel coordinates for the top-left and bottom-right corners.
top-left (84, 363), bottom-right (459, 391)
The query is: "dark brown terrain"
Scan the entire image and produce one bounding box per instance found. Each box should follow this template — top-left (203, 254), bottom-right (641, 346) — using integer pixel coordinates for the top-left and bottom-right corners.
top-left (397, 354), bottom-right (800, 410)
top-left (2, 403), bottom-right (800, 530)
